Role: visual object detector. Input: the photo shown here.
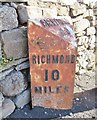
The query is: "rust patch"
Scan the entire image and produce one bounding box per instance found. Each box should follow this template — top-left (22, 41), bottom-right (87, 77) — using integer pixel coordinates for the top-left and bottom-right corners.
top-left (28, 17), bottom-right (77, 109)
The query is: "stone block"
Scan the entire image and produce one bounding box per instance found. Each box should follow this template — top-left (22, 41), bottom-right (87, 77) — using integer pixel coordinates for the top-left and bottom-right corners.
top-left (94, 1), bottom-right (97, 8)
top-left (14, 89), bottom-right (30, 108)
top-left (83, 9), bottom-right (93, 18)
top-left (72, 15), bottom-right (83, 23)
top-left (88, 35), bottom-right (95, 50)
top-left (0, 99), bottom-right (15, 119)
top-left (0, 68), bottom-right (14, 81)
top-left (0, 92), bottom-right (4, 107)
top-left (82, 0), bottom-right (90, 5)
top-left (1, 27), bottom-right (28, 60)
top-left (87, 27), bottom-right (96, 35)
top-left (0, 71), bottom-right (27, 96)
top-left (27, 0), bottom-right (38, 6)
top-left (76, 31), bottom-right (86, 37)
top-left (59, 0), bottom-right (77, 5)
top-left (76, 62), bottom-right (80, 73)
top-left (40, 0), bottom-right (57, 2)
top-left (95, 51), bottom-right (97, 64)
top-left (42, 8), bottom-right (57, 17)
top-left (94, 9), bottom-right (97, 16)
top-left (15, 61), bottom-right (29, 71)
top-left (89, 35), bottom-right (95, 44)
top-left (78, 36), bottom-right (89, 46)
top-left (71, 4), bottom-right (86, 16)
top-left (0, 6), bottom-right (18, 31)
top-left (0, 0), bottom-right (27, 2)
top-left (70, 2), bottom-right (80, 9)
top-left (74, 19), bottom-right (90, 33)
top-left (17, 4), bottom-right (42, 24)
top-left (10, 2), bottom-right (17, 9)
top-left (58, 7), bottom-right (69, 16)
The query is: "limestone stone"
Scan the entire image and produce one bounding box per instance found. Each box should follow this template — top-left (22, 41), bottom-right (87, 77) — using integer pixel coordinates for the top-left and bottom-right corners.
top-left (42, 8), bottom-right (57, 17)
top-left (94, 9), bottom-right (97, 16)
top-left (79, 49), bottom-right (89, 61)
top-left (77, 51), bottom-right (89, 69)
top-left (1, 27), bottom-right (28, 60)
top-left (90, 16), bottom-right (96, 26)
top-left (95, 51), bottom-right (97, 64)
top-left (10, 2), bottom-right (17, 9)
top-left (94, 1), bottom-right (97, 8)
top-left (17, 4), bottom-right (42, 24)
top-left (78, 69), bottom-right (86, 74)
top-left (76, 31), bottom-right (86, 37)
top-left (88, 42), bottom-right (95, 50)
top-left (77, 46), bottom-right (86, 53)
top-left (0, 92), bottom-right (4, 107)
top-left (96, 42), bottom-right (97, 50)
top-left (0, 99), bottom-right (15, 119)
top-left (27, 0), bottom-right (38, 6)
top-left (78, 36), bottom-right (89, 46)
top-left (58, 7), bottom-right (69, 16)
top-left (72, 15), bottom-right (83, 23)
top-left (40, 0), bottom-right (57, 2)
top-left (0, 68), bottom-right (14, 81)
top-left (14, 89), bottom-right (30, 108)
top-left (79, 58), bottom-right (88, 69)
top-left (64, 109), bottom-right (96, 118)
top-left (76, 62), bottom-right (80, 73)
top-left (76, 71), bottom-right (95, 90)
top-left (82, 0), bottom-right (90, 5)
top-left (15, 61), bottom-right (29, 71)
top-left (0, 6), bottom-right (18, 31)
top-left (50, 4), bottom-right (57, 8)
top-left (88, 53), bottom-right (95, 62)
top-left (0, 71), bottom-right (27, 96)
top-left (38, 1), bottom-right (49, 8)
top-left (86, 62), bottom-right (95, 70)
top-left (74, 19), bottom-right (90, 33)
top-left (90, 0), bottom-right (97, 8)
top-left (1, 0), bottom-right (27, 2)
top-left (84, 50), bottom-right (95, 63)
top-left (83, 9), bottom-right (93, 18)
top-left (89, 35), bottom-right (95, 44)
top-left (59, 0), bottom-right (77, 5)
top-left (87, 27), bottom-right (96, 35)
top-left (70, 2), bottom-right (80, 10)
top-left (89, 35), bottom-right (95, 50)
top-left (71, 4), bottom-right (86, 16)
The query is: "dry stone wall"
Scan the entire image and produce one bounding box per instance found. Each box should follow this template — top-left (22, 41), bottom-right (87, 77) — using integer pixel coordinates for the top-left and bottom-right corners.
top-left (0, 0), bottom-right (96, 118)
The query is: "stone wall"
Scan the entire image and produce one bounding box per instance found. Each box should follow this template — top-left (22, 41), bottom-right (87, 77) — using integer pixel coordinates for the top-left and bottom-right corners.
top-left (0, 0), bottom-right (96, 119)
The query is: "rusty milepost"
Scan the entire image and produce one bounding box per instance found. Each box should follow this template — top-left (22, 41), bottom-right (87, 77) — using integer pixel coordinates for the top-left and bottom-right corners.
top-left (28, 17), bottom-right (77, 109)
